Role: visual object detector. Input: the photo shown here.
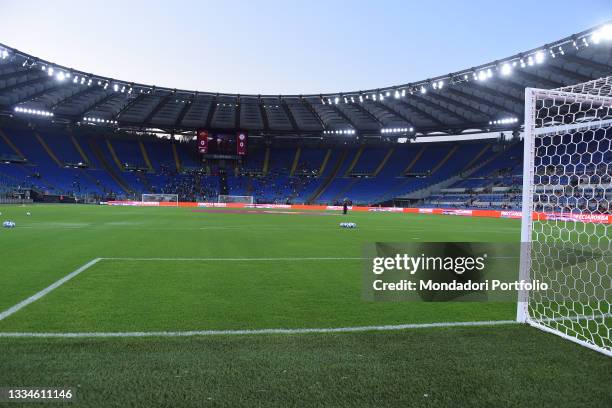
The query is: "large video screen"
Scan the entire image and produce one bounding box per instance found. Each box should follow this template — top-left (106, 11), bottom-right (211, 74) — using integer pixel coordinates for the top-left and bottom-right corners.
top-left (197, 130), bottom-right (247, 156)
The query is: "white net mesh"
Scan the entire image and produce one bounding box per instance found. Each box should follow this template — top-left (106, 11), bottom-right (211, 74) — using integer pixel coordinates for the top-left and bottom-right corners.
top-left (217, 195), bottom-right (254, 204)
top-left (141, 194), bottom-right (179, 204)
top-left (520, 78), bottom-right (612, 356)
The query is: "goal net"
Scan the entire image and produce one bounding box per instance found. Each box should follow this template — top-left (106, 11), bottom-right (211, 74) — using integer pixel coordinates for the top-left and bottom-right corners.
top-left (217, 195), bottom-right (254, 204)
top-left (141, 194), bottom-right (179, 205)
top-left (519, 77), bottom-right (611, 356)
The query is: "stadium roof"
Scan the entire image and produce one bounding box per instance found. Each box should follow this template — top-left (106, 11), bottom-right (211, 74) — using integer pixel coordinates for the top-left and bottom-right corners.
top-left (1, 23), bottom-right (612, 138)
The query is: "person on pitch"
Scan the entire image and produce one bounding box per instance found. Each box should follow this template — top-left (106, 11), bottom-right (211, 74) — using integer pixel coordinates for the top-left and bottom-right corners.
top-left (343, 197), bottom-right (349, 215)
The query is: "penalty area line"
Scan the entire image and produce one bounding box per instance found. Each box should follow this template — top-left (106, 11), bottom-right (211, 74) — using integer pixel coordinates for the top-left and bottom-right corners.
top-left (0, 258), bottom-right (102, 322)
top-left (0, 320), bottom-right (517, 338)
top-left (0, 257), bottom-right (368, 323)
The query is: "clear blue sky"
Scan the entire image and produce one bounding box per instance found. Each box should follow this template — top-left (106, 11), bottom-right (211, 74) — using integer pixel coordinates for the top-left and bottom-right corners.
top-left (1, 0), bottom-right (611, 94)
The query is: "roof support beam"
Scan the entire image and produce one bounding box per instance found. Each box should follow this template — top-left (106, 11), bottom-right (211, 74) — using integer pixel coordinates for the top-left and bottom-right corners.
top-left (494, 78), bottom-right (527, 94)
top-left (446, 88), bottom-right (520, 116)
top-left (545, 63), bottom-right (594, 83)
top-left (513, 70), bottom-right (564, 88)
top-left (50, 86), bottom-right (99, 110)
top-left (421, 92), bottom-right (486, 120)
top-left (301, 98), bottom-right (326, 130)
top-left (0, 68), bottom-right (32, 81)
top-left (75, 92), bottom-right (116, 118)
top-left (280, 99), bottom-right (299, 131)
top-left (353, 102), bottom-right (384, 126)
top-left (234, 98), bottom-right (241, 130)
top-left (371, 101), bottom-right (413, 125)
top-left (115, 93), bottom-right (148, 121)
top-left (258, 101), bottom-right (270, 131)
top-left (0, 75), bottom-right (48, 94)
top-left (395, 99), bottom-right (446, 127)
top-left (12, 84), bottom-right (63, 105)
top-left (561, 54), bottom-right (612, 74)
top-left (329, 103), bottom-right (360, 130)
top-left (174, 94), bottom-right (194, 128)
top-left (143, 93), bottom-right (173, 125)
top-left (412, 93), bottom-right (476, 122)
top-left (469, 82), bottom-right (525, 106)
top-left (204, 96), bottom-right (218, 129)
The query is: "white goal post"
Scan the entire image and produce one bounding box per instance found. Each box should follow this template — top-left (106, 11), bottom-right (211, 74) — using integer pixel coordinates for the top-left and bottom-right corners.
top-left (217, 195), bottom-right (254, 204)
top-left (519, 77), bottom-right (611, 356)
top-left (141, 194), bottom-right (179, 205)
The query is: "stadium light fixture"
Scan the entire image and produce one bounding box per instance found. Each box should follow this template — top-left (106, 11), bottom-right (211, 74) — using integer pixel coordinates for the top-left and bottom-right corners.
top-left (534, 51), bottom-right (545, 64)
top-left (477, 70), bottom-right (487, 81)
top-left (501, 63), bottom-right (512, 76)
top-left (381, 127), bottom-right (410, 134)
top-left (14, 106), bottom-right (54, 117)
top-left (83, 116), bottom-right (117, 125)
top-left (0, 49), bottom-right (8, 59)
top-left (420, 86), bottom-right (426, 94)
top-left (334, 97), bottom-right (339, 105)
top-left (56, 71), bottom-right (66, 81)
top-left (401, 89), bottom-right (406, 97)
top-left (591, 24), bottom-right (612, 44)
top-left (359, 95), bottom-right (363, 102)
top-left (394, 90), bottom-right (400, 99)
top-left (491, 117), bottom-right (519, 125)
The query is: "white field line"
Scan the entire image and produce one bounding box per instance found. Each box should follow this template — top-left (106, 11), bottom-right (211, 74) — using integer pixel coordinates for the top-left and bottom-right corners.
top-left (101, 256), bottom-right (520, 261)
top-left (0, 258), bottom-right (102, 321)
top-left (100, 257), bottom-right (369, 261)
top-left (0, 320), bottom-right (517, 338)
top-left (0, 255), bottom-right (520, 337)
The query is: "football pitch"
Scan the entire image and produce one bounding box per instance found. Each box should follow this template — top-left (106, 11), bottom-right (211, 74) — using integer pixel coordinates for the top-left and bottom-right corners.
top-left (0, 204), bottom-right (610, 407)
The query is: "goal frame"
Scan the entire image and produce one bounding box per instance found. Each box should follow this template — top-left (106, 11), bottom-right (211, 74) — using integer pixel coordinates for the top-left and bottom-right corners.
top-left (518, 86), bottom-right (612, 357)
top-left (217, 195), bottom-right (254, 205)
top-left (141, 193), bottom-right (179, 206)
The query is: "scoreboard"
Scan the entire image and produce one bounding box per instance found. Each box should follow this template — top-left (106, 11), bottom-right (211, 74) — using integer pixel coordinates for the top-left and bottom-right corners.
top-left (197, 130), bottom-right (248, 158)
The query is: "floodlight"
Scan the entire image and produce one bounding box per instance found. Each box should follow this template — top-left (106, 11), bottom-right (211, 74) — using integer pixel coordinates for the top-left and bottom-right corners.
top-left (501, 63), bottom-right (512, 76)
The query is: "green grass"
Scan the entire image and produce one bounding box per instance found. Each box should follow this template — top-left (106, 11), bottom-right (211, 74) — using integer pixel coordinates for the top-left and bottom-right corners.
top-left (0, 204), bottom-right (609, 407)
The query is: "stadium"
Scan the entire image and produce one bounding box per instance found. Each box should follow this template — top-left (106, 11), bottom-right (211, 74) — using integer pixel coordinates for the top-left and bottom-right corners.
top-left (0, 3), bottom-right (610, 407)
